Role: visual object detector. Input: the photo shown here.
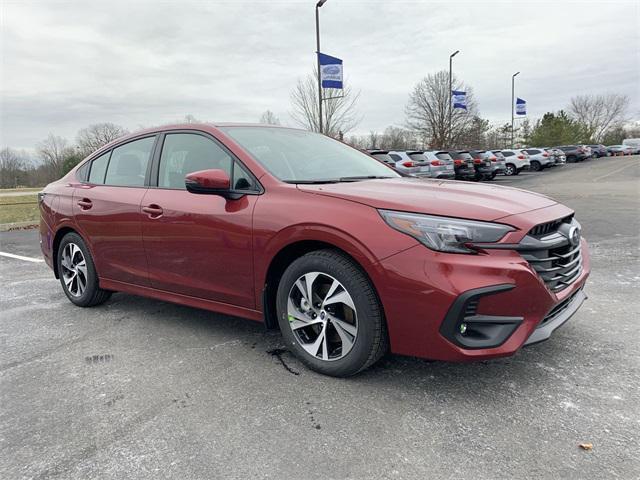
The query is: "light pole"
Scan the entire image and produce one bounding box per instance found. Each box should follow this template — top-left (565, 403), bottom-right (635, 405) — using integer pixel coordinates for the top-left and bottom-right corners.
top-left (315, 0), bottom-right (328, 134)
top-left (448, 50), bottom-right (460, 147)
top-left (511, 71), bottom-right (520, 148)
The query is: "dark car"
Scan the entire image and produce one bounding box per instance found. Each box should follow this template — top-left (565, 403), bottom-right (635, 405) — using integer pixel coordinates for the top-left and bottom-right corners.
top-left (468, 150), bottom-right (494, 180)
top-left (448, 151), bottom-right (476, 180)
top-left (39, 123), bottom-right (590, 377)
top-left (554, 145), bottom-right (589, 162)
top-left (587, 145), bottom-right (608, 158)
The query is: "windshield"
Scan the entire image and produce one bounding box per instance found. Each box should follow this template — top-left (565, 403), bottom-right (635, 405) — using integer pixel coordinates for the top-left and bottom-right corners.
top-left (220, 127), bottom-right (400, 182)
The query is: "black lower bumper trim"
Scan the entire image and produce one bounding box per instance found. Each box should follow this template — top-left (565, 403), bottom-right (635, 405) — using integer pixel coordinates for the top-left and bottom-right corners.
top-left (440, 284), bottom-right (523, 349)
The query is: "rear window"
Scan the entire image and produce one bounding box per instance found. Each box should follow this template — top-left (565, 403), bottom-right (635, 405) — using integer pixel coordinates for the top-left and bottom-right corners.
top-left (435, 152), bottom-right (453, 161)
top-left (408, 153), bottom-right (428, 162)
top-left (502, 151), bottom-right (515, 157)
top-left (371, 153), bottom-right (393, 164)
top-left (457, 152), bottom-right (473, 161)
top-left (389, 153), bottom-right (402, 161)
top-left (526, 149), bottom-right (540, 154)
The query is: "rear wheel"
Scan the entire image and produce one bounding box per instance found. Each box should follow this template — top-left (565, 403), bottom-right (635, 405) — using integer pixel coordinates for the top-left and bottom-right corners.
top-left (530, 160), bottom-right (542, 172)
top-left (504, 164), bottom-right (516, 176)
top-left (57, 232), bottom-right (111, 307)
top-left (276, 250), bottom-right (388, 377)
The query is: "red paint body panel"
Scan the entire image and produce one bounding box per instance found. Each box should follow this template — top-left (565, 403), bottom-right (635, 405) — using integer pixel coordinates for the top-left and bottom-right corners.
top-left (140, 188), bottom-right (257, 308)
top-left (40, 123), bottom-right (591, 363)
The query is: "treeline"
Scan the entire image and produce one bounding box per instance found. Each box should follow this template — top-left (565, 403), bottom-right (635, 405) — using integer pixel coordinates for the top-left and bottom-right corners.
top-left (0, 123), bottom-right (127, 188)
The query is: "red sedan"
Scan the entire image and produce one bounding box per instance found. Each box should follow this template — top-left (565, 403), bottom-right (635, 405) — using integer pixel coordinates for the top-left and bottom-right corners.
top-left (39, 124), bottom-right (590, 376)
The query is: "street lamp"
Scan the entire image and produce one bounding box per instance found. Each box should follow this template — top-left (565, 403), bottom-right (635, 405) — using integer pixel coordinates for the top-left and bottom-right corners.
top-left (448, 50), bottom-right (460, 147)
top-left (511, 71), bottom-right (520, 148)
top-left (316, 0), bottom-right (328, 134)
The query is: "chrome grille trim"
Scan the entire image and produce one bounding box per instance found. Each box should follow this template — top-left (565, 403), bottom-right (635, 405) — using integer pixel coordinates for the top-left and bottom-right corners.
top-left (518, 218), bottom-right (582, 293)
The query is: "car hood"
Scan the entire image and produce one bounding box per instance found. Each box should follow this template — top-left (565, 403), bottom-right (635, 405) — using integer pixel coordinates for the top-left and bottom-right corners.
top-left (297, 178), bottom-right (557, 222)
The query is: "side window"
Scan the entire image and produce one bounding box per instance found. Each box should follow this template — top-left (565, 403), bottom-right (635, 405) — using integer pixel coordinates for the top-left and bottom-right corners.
top-left (104, 137), bottom-right (155, 187)
top-left (88, 152), bottom-right (110, 184)
top-left (232, 161), bottom-right (258, 191)
top-left (76, 161), bottom-right (90, 182)
top-left (158, 133), bottom-right (232, 189)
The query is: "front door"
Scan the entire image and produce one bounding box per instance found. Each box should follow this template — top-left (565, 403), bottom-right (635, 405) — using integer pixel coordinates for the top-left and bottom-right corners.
top-left (73, 135), bottom-right (157, 286)
top-left (141, 132), bottom-right (259, 308)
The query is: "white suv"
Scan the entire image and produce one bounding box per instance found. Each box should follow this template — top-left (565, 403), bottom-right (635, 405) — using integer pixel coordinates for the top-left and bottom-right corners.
top-left (524, 149), bottom-right (554, 171)
top-left (500, 149), bottom-right (531, 176)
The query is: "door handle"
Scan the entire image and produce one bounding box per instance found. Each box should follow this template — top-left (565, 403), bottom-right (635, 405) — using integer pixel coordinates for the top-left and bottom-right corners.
top-left (77, 198), bottom-right (93, 210)
top-left (142, 204), bottom-right (164, 218)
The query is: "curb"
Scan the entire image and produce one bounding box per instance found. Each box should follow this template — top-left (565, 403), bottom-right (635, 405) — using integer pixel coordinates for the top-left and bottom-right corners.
top-left (0, 221), bottom-right (39, 232)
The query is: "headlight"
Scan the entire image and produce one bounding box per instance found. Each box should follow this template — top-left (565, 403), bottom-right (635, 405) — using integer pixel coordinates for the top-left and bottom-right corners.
top-left (379, 210), bottom-right (515, 254)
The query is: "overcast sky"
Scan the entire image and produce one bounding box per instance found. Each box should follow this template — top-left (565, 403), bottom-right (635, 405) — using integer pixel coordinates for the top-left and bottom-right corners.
top-left (1, 0), bottom-right (639, 150)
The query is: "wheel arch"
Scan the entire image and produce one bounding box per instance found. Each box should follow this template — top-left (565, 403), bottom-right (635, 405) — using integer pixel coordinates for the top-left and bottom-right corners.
top-left (261, 239), bottom-right (385, 330)
top-left (51, 226), bottom-right (79, 279)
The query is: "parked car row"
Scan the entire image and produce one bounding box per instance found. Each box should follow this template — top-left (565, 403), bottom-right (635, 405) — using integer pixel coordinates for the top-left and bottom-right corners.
top-left (367, 147), bottom-right (565, 181)
top-left (367, 141), bottom-right (636, 182)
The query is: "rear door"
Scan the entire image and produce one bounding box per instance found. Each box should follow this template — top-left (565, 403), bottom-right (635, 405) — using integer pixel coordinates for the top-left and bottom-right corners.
top-left (140, 131), bottom-right (260, 308)
top-left (73, 135), bottom-right (157, 286)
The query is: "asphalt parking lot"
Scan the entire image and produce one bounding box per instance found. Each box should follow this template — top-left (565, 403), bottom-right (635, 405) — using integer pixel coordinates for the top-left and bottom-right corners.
top-left (1, 156), bottom-right (639, 480)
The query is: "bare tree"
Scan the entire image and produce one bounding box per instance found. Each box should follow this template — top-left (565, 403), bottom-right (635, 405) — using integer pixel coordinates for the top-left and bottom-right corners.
top-left (0, 147), bottom-right (25, 188)
top-left (367, 131), bottom-right (381, 149)
top-left (290, 67), bottom-right (361, 137)
top-left (37, 134), bottom-right (74, 180)
top-left (76, 122), bottom-right (128, 157)
top-left (568, 93), bottom-right (629, 142)
top-left (259, 110), bottom-right (281, 125)
top-left (405, 70), bottom-right (478, 149)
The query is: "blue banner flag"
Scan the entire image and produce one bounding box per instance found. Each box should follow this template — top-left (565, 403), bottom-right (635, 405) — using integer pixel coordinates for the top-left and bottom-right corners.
top-left (318, 52), bottom-right (343, 89)
top-left (516, 98), bottom-right (526, 115)
top-left (452, 90), bottom-right (467, 110)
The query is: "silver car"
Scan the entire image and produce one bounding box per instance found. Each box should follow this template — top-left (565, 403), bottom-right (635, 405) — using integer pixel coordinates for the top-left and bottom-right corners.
top-left (418, 151), bottom-right (456, 179)
top-left (524, 148), bottom-right (554, 171)
top-left (388, 151), bottom-right (431, 177)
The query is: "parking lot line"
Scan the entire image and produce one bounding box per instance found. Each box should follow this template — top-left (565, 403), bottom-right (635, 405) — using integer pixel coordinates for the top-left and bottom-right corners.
top-left (0, 251), bottom-right (44, 263)
top-left (592, 158), bottom-right (639, 182)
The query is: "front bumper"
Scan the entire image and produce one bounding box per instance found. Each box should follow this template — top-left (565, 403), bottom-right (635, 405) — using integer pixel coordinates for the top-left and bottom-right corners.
top-left (374, 233), bottom-right (590, 362)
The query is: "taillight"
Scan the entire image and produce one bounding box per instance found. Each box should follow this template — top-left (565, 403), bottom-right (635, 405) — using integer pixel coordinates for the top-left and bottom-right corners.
top-left (473, 158), bottom-right (482, 164)
top-left (402, 161), bottom-right (416, 167)
top-left (454, 159), bottom-right (463, 165)
top-left (489, 156), bottom-right (497, 162)
top-left (543, 153), bottom-right (549, 157)
top-left (430, 160), bottom-right (444, 166)
top-left (517, 155), bottom-right (525, 159)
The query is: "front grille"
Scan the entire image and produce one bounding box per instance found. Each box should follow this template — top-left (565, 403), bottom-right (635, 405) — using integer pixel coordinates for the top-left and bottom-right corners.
top-left (528, 214), bottom-right (573, 237)
top-left (519, 218), bottom-right (582, 293)
top-left (538, 288), bottom-right (582, 328)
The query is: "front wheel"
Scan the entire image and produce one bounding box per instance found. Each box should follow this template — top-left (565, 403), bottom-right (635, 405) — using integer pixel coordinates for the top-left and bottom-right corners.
top-left (57, 232), bottom-right (112, 307)
top-left (276, 250), bottom-right (388, 377)
top-left (504, 164), bottom-right (516, 176)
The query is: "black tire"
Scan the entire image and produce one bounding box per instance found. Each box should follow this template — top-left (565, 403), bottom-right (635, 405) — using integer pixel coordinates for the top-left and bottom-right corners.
top-left (504, 164), bottom-right (516, 176)
top-left (57, 232), bottom-right (112, 307)
top-left (276, 249), bottom-right (388, 377)
top-left (530, 160), bottom-right (542, 172)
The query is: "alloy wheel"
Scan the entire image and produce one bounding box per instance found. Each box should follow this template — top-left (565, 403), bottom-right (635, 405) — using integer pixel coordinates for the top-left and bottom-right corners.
top-left (60, 243), bottom-right (88, 297)
top-left (505, 165), bottom-right (515, 176)
top-left (287, 272), bottom-right (358, 361)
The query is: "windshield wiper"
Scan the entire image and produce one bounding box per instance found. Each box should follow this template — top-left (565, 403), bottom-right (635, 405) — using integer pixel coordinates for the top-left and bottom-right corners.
top-left (338, 175), bottom-right (395, 182)
top-left (282, 179), bottom-right (340, 184)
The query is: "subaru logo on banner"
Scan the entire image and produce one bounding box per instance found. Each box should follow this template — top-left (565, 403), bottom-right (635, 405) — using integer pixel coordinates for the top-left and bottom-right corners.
top-left (318, 52), bottom-right (343, 89)
top-left (452, 90), bottom-right (467, 110)
top-left (516, 98), bottom-right (527, 115)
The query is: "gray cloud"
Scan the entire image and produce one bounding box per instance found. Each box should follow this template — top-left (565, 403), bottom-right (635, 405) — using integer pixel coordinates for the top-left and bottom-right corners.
top-left (1, 0), bottom-right (638, 149)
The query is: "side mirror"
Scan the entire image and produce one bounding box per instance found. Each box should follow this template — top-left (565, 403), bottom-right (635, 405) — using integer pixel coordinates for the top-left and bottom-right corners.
top-left (185, 169), bottom-right (233, 196)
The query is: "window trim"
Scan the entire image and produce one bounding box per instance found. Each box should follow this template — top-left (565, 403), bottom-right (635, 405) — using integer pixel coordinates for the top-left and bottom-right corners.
top-left (150, 130), bottom-right (264, 195)
top-left (81, 134), bottom-right (160, 188)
